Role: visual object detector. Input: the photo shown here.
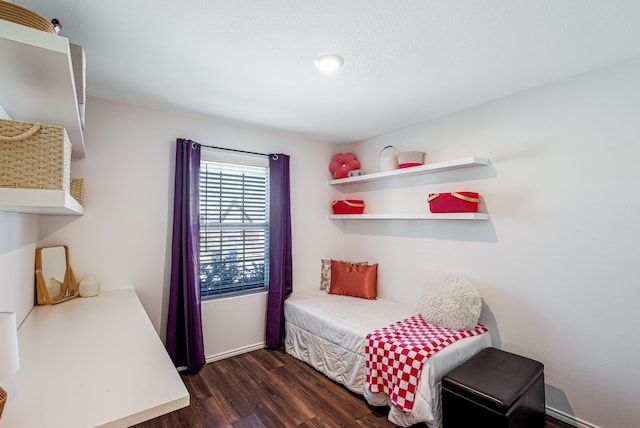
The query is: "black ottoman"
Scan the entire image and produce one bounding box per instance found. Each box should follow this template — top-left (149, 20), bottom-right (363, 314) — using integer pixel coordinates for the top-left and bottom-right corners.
top-left (442, 347), bottom-right (545, 428)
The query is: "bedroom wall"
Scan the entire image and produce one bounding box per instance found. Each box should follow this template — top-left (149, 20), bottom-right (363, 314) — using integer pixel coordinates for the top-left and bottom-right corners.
top-left (36, 97), bottom-right (343, 361)
top-left (339, 58), bottom-right (640, 428)
top-left (0, 212), bottom-right (39, 327)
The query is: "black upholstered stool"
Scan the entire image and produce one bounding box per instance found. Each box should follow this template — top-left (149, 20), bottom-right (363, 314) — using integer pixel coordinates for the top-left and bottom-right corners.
top-left (442, 347), bottom-right (545, 428)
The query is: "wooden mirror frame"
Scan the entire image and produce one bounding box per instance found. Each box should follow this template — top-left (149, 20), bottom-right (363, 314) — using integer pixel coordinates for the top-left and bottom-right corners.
top-left (35, 246), bottom-right (79, 305)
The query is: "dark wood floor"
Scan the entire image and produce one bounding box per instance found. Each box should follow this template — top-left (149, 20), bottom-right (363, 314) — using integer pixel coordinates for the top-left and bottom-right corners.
top-left (133, 348), bottom-right (574, 428)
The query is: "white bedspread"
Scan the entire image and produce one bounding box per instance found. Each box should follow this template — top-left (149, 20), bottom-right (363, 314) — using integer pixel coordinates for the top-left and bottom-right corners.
top-left (284, 291), bottom-right (491, 427)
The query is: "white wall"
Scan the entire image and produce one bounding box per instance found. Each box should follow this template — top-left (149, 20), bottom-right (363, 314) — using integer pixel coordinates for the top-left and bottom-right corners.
top-left (339, 58), bottom-right (640, 428)
top-left (201, 292), bottom-right (268, 360)
top-left (36, 97), bottom-right (343, 360)
top-left (0, 212), bottom-right (39, 326)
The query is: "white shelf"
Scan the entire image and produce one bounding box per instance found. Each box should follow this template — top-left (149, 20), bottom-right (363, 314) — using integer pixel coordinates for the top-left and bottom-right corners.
top-left (0, 188), bottom-right (83, 215)
top-left (329, 157), bottom-right (489, 185)
top-left (329, 213), bottom-right (489, 220)
top-left (0, 19), bottom-right (85, 159)
top-left (0, 20), bottom-right (86, 215)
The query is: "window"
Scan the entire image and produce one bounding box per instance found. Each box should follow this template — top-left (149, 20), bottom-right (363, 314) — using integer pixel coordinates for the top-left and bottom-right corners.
top-left (199, 148), bottom-right (270, 298)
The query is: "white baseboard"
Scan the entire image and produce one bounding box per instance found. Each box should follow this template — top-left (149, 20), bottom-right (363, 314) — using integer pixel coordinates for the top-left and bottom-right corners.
top-left (546, 406), bottom-right (600, 428)
top-left (205, 342), bottom-right (265, 363)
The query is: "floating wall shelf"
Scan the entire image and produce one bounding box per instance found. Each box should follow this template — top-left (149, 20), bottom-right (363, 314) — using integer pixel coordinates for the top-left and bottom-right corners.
top-left (329, 157), bottom-right (490, 185)
top-left (0, 188), bottom-right (83, 215)
top-left (329, 213), bottom-right (489, 220)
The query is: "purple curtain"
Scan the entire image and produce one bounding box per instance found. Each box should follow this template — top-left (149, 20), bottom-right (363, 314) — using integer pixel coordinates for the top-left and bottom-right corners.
top-left (266, 154), bottom-right (293, 348)
top-left (166, 138), bottom-right (206, 373)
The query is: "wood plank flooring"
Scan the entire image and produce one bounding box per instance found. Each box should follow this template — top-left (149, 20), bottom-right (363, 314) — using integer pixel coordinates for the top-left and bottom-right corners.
top-left (133, 348), bottom-right (574, 428)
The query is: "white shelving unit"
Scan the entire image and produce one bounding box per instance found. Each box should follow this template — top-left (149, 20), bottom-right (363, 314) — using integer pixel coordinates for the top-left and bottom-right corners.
top-left (0, 19), bottom-right (85, 215)
top-left (329, 157), bottom-right (490, 221)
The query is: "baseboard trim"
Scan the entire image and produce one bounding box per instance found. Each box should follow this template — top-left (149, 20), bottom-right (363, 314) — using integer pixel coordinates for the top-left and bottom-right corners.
top-left (546, 406), bottom-right (600, 428)
top-left (205, 342), bottom-right (265, 363)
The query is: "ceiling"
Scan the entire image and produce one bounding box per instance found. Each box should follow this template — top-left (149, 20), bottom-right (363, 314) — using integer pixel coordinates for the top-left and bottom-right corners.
top-left (15, 0), bottom-right (640, 143)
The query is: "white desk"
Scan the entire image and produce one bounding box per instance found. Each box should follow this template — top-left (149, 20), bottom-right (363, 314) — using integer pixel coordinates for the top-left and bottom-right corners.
top-left (0, 289), bottom-right (189, 428)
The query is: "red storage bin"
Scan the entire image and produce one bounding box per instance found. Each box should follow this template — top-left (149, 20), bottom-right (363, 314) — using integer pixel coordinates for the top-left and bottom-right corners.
top-left (332, 200), bottom-right (365, 214)
top-left (428, 192), bottom-right (480, 213)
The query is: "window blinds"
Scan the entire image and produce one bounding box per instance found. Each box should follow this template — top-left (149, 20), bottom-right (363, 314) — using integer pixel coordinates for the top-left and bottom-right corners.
top-left (199, 149), bottom-right (270, 298)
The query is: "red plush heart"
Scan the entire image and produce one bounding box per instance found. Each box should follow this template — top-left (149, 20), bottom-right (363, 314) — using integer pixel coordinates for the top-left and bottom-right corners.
top-left (329, 153), bottom-right (361, 179)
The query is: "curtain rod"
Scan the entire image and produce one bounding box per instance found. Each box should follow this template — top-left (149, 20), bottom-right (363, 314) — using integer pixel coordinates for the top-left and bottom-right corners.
top-left (197, 143), bottom-right (273, 158)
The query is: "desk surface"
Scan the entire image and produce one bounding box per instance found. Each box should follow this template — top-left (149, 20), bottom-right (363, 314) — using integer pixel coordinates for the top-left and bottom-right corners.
top-left (0, 289), bottom-right (189, 428)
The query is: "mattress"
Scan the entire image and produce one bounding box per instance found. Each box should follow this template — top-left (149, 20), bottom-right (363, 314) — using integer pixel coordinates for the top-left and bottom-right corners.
top-left (284, 291), bottom-right (492, 428)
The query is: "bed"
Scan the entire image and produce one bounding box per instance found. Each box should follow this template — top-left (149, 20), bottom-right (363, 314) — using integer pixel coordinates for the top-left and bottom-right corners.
top-left (284, 291), bottom-right (492, 427)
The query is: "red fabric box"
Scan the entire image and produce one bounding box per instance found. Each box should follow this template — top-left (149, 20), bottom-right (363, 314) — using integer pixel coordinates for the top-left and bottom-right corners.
top-left (428, 192), bottom-right (480, 213)
top-left (332, 200), bottom-right (365, 214)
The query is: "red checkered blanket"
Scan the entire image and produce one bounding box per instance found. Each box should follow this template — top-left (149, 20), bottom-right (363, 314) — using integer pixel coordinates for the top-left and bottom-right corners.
top-left (365, 315), bottom-right (488, 411)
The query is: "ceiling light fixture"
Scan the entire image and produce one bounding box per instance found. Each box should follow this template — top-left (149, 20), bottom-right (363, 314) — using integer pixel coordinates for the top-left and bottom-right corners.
top-left (314, 54), bottom-right (344, 73)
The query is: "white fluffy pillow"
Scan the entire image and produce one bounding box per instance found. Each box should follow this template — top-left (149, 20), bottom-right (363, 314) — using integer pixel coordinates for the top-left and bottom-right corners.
top-left (420, 276), bottom-right (482, 330)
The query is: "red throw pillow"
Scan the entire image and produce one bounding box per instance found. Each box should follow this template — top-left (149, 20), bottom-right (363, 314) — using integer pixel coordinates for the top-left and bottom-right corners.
top-left (329, 153), bottom-right (361, 179)
top-left (329, 260), bottom-right (377, 299)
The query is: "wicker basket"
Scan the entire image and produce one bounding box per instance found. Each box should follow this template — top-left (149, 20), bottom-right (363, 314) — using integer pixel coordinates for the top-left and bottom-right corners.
top-left (0, 1), bottom-right (56, 33)
top-left (70, 178), bottom-right (84, 206)
top-left (0, 386), bottom-right (6, 419)
top-left (0, 119), bottom-right (71, 191)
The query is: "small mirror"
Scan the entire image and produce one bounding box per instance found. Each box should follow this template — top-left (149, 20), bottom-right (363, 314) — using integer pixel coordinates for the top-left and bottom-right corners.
top-left (35, 246), bottom-right (79, 305)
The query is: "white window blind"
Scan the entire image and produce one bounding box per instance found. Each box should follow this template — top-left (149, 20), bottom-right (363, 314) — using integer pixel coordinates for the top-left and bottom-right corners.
top-left (199, 148), bottom-right (269, 298)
